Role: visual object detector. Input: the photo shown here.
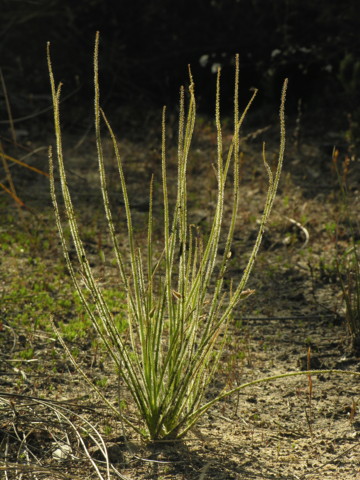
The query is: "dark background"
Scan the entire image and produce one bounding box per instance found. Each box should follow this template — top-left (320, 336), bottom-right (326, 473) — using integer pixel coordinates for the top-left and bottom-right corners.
top-left (1, 0), bottom-right (360, 139)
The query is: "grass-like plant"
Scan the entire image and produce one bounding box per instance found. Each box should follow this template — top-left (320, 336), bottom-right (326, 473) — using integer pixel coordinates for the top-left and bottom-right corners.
top-left (332, 150), bottom-right (360, 352)
top-left (47, 33), bottom-right (360, 441)
top-left (340, 244), bottom-right (360, 352)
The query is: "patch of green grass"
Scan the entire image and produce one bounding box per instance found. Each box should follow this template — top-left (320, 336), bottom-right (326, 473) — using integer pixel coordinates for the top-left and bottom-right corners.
top-left (18, 347), bottom-right (34, 360)
top-left (95, 377), bottom-right (108, 388)
top-left (0, 221), bottom-right (127, 341)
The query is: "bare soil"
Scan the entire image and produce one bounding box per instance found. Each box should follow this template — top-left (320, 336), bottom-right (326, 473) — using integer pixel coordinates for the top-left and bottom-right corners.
top-left (1, 114), bottom-right (360, 479)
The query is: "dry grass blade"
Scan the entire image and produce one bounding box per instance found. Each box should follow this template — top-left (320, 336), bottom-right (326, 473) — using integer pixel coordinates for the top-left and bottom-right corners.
top-left (0, 151), bottom-right (49, 177)
top-left (0, 392), bottom-right (116, 480)
top-left (0, 69), bottom-right (49, 208)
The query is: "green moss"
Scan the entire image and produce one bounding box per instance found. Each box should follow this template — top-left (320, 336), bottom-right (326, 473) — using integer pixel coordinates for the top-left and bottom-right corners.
top-left (19, 348), bottom-right (34, 360)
